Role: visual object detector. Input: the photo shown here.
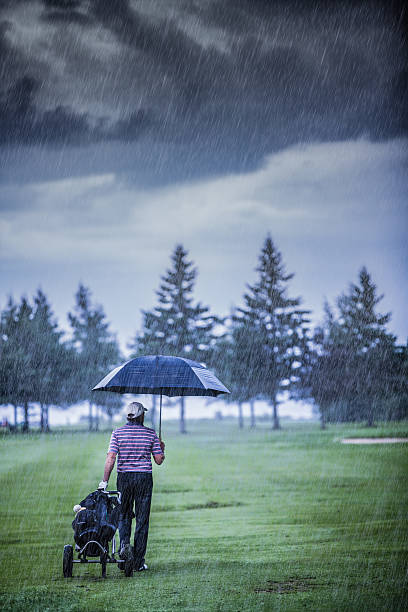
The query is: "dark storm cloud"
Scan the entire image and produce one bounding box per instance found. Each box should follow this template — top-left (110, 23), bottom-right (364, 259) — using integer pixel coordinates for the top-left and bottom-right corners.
top-left (0, 75), bottom-right (152, 145)
top-left (93, 0), bottom-right (225, 105)
top-left (0, 0), bottom-right (406, 180)
top-left (41, 0), bottom-right (93, 27)
top-left (200, 0), bottom-right (407, 31)
top-left (388, 69), bottom-right (408, 136)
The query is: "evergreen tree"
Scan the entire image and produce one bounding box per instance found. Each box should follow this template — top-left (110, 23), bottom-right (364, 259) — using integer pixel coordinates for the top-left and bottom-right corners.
top-left (307, 303), bottom-right (345, 429)
top-left (310, 267), bottom-right (397, 425)
top-left (0, 291), bottom-right (78, 431)
top-left (0, 297), bottom-right (24, 428)
top-left (213, 318), bottom-right (259, 428)
top-left (0, 296), bottom-right (39, 430)
top-left (385, 343), bottom-right (408, 420)
top-left (30, 289), bottom-right (67, 431)
top-left (68, 284), bottom-right (122, 431)
top-left (94, 392), bottom-right (124, 428)
top-left (15, 297), bottom-right (36, 430)
top-left (129, 245), bottom-right (219, 433)
top-left (234, 236), bottom-right (310, 429)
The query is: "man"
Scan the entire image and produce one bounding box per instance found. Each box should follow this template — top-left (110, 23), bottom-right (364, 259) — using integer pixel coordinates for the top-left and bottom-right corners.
top-left (98, 401), bottom-right (165, 572)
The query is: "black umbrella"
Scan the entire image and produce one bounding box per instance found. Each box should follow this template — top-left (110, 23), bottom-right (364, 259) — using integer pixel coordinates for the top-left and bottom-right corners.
top-left (92, 355), bottom-right (230, 437)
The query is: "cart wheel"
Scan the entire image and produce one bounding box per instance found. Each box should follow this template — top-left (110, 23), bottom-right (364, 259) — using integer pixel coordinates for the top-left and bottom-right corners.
top-left (101, 552), bottom-right (108, 578)
top-left (63, 545), bottom-right (73, 578)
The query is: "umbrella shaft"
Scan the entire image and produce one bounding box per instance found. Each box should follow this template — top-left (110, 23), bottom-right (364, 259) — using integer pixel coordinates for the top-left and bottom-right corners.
top-left (159, 391), bottom-right (162, 440)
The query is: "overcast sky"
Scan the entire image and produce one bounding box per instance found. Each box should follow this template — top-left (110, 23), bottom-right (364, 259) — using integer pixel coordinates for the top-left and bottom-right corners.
top-left (0, 0), bottom-right (407, 353)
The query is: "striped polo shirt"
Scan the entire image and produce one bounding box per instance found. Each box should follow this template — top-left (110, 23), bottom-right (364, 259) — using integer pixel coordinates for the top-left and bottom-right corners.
top-left (108, 421), bottom-right (163, 473)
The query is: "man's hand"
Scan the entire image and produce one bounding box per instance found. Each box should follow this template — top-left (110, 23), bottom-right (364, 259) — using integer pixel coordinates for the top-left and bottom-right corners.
top-left (160, 440), bottom-right (165, 452)
top-left (98, 480), bottom-right (108, 490)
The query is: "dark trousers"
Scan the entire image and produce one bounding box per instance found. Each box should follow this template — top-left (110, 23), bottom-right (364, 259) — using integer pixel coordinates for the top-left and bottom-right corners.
top-left (117, 472), bottom-right (153, 569)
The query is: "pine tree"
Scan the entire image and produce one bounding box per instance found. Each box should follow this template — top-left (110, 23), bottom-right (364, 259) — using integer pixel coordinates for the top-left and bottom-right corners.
top-left (30, 289), bottom-right (66, 431)
top-left (129, 245), bottom-right (219, 433)
top-left (213, 318), bottom-right (259, 428)
top-left (0, 292), bottom-right (80, 431)
top-left (311, 267), bottom-right (397, 425)
top-left (235, 236), bottom-right (310, 429)
top-left (94, 392), bottom-right (123, 428)
top-left (387, 343), bottom-right (408, 420)
top-left (68, 284), bottom-right (122, 431)
top-left (0, 296), bottom-right (39, 430)
top-left (307, 302), bottom-right (344, 429)
top-left (0, 297), bottom-right (23, 428)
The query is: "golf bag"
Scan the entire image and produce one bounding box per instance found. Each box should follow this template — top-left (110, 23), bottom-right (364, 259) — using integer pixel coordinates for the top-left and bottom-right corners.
top-left (72, 490), bottom-right (121, 556)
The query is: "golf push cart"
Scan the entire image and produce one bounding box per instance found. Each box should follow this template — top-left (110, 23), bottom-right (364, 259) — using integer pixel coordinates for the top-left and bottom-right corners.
top-left (63, 488), bottom-right (134, 578)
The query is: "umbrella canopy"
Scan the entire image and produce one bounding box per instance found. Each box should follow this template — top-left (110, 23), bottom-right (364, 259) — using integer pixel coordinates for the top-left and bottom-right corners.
top-left (92, 355), bottom-right (229, 396)
top-left (92, 355), bottom-right (230, 437)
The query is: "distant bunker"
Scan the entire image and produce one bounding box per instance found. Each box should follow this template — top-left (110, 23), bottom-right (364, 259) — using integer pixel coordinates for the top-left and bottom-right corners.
top-left (340, 438), bottom-right (408, 444)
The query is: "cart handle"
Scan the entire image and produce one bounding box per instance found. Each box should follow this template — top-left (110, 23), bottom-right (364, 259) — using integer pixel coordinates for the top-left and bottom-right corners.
top-left (100, 490), bottom-right (121, 503)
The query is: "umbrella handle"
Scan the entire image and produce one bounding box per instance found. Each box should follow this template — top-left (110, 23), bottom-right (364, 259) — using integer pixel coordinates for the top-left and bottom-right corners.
top-left (159, 391), bottom-right (162, 440)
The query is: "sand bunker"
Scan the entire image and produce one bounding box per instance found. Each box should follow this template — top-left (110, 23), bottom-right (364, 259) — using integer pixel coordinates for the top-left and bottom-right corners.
top-left (341, 438), bottom-right (407, 444)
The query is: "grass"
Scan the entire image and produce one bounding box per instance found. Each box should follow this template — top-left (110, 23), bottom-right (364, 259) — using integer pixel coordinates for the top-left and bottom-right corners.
top-left (0, 419), bottom-right (407, 611)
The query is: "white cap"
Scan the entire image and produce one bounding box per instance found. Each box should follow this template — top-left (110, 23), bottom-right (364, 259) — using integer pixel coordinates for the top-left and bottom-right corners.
top-left (127, 401), bottom-right (148, 418)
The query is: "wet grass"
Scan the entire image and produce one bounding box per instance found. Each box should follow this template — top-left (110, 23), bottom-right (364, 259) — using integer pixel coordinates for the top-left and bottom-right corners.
top-left (0, 419), bottom-right (407, 611)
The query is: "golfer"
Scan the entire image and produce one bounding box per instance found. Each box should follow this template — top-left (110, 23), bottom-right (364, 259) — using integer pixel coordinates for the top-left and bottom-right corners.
top-left (98, 401), bottom-right (165, 571)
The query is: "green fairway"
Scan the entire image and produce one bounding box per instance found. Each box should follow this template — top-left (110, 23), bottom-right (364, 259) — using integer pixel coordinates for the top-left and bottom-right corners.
top-left (1, 420), bottom-right (407, 611)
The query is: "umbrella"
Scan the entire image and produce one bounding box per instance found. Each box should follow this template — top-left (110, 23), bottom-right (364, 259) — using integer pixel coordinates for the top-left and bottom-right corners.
top-left (92, 355), bottom-right (230, 438)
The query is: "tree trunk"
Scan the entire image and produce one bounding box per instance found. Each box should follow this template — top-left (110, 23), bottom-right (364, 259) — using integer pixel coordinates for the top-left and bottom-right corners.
top-left (94, 405), bottom-right (100, 431)
top-left (88, 401), bottom-right (93, 431)
top-left (151, 395), bottom-right (157, 431)
top-left (45, 405), bottom-right (50, 432)
top-left (272, 397), bottom-right (280, 430)
top-left (40, 403), bottom-right (45, 432)
top-left (250, 400), bottom-right (256, 428)
top-left (23, 402), bottom-right (29, 432)
top-left (320, 411), bottom-right (326, 430)
top-left (238, 402), bottom-right (244, 429)
top-left (366, 413), bottom-right (375, 427)
top-left (179, 396), bottom-right (187, 434)
top-left (366, 399), bottom-right (375, 427)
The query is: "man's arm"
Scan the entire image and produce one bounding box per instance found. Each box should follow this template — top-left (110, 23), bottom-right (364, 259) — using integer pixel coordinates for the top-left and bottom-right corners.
top-left (102, 451), bottom-right (117, 482)
top-left (153, 440), bottom-right (165, 465)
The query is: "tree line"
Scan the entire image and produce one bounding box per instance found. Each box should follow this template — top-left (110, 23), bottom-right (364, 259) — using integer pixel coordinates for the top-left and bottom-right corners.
top-left (1, 237), bottom-right (407, 432)
top-left (0, 285), bottom-right (122, 432)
